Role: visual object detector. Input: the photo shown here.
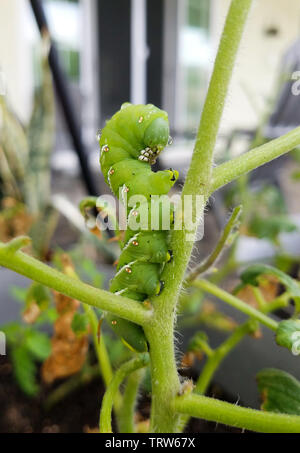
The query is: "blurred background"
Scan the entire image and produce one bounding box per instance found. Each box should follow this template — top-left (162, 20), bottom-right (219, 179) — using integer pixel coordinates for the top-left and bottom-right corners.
top-left (1, 0), bottom-right (300, 432)
top-left (1, 0), bottom-right (300, 183)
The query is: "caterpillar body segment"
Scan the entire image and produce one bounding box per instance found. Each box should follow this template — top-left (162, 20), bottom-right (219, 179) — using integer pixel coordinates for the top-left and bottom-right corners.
top-left (99, 103), bottom-right (178, 352)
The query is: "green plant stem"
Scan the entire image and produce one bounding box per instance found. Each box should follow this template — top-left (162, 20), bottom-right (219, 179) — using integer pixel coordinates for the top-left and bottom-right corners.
top-left (179, 297), bottom-right (289, 432)
top-left (144, 319), bottom-right (182, 432)
top-left (185, 206), bottom-right (242, 284)
top-left (99, 354), bottom-right (149, 433)
top-left (262, 293), bottom-right (290, 313)
top-left (193, 279), bottom-right (278, 331)
top-left (195, 321), bottom-right (256, 395)
top-left (83, 304), bottom-right (122, 412)
top-left (252, 286), bottom-right (266, 310)
top-left (0, 243), bottom-right (151, 326)
top-left (82, 306), bottom-right (112, 389)
top-left (44, 364), bottom-right (100, 411)
top-left (144, 0), bottom-right (252, 433)
top-left (211, 125), bottom-right (300, 193)
top-left (178, 321), bottom-right (255, 432)
top-left (118, 368), bottom-right (145, 433)
top-left (173, 393), bottom-right (300, 433)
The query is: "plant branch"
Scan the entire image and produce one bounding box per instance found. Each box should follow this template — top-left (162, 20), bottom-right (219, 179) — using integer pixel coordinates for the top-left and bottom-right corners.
top-left (211, 126), bottom-right (300, 194)
top-left (0, 240), bottom-right (152, 326)
top-left (195, 321), bottom-right (257, 395)
top-left (193, 279), bottom-right (278, 331)
top-left (99, 354), bottom-right (149, 433)
top-left (185, 206), bottom-right (242, 284)
top-left (173, 393), bottom-right (300, 433)
top-left (118, 369), bottom-right (145, 433)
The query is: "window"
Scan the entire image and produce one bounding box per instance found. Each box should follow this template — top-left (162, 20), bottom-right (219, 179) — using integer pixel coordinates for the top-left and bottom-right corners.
top-left (44, 0), bottom-right (81, 82)
top-left (177, 0), bottom-right (210, 133)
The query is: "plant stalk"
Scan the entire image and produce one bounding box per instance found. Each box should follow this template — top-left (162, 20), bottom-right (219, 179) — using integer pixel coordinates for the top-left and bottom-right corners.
top-left (211, 125), bottom-right (300, 194)
top-left (174, 393), bottom-right (300, 433)
top-left (0, 243), bottom-right (151, 326)
top-left (144, 0), bottom-right (253, 433)
top-left (193, 279), bottom-right (278, 331)
top-left (118, 369), bottom-right (145, 433)
top-left (99, 354), bottom-right (149, 433)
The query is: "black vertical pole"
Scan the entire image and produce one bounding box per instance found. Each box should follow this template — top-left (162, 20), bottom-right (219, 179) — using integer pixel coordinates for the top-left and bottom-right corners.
top-left (30, 0), bottom-right (98, 196)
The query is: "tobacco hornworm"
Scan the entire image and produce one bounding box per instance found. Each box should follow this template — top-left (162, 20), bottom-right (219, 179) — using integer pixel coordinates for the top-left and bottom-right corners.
top-left (99, 103), bottom-right (178, 352)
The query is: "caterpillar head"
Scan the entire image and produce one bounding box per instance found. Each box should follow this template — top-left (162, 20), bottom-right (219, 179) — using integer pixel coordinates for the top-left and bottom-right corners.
top-left (138, 118), bottom-right (169, 165)
top-left (144, 117), bottom-right (169, 153)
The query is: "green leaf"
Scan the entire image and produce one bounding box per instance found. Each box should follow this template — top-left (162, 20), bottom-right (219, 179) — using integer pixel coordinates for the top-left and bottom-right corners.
top-left (240, 264), bottom-right (300, 310)
top-left (188, 331), bottom-right (212, 355)
top-left (25, 330), bottom-right (51, 361)
top-left (80, 258), bottom-right (105, 288)
top-left (249, 215), bottom-right (297, 242)
top-left (276, 319), bottom-right (300, 354)
top-left (35, 307), bottom-right (58, 326)
top-left (10, 286), bottom-right (28, 303)
top-left (1, 322), bottom-right (24, 344)
top-left (11, 346), bottom-right (39, 397)
top-left (26, 282), bottom-right (51, 311)
top-left (275, 254), bottom-right (299, 274)
top-left (71, 313), bottom-right (89, 337)
top-left (257, 368), bottom-right (300, 415)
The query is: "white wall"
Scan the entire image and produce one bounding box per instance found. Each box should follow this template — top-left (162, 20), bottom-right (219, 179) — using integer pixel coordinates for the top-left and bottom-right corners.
top-left (0, 0), bottom-right (36, 122)
top-left (211, 0), bottom-right (300, 134)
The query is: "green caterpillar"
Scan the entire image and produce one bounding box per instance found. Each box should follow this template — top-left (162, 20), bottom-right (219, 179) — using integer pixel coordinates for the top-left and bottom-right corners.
top-left (99, 103), bottom-right (178, 352)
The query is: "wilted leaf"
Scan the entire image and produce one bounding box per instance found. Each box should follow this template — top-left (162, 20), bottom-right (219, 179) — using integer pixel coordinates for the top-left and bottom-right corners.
top-left (199, 301), bottom-right (237, 332)
top-left (0, 199), bottom-right (32, 242)
top-left (257, 368), bottom-right (300, 415)
top-left (236, 275), bottom-right (279, 309)
top-left (23, 303), bottom-right (41, 324)
top-left (41, 292), bottom-right (89, 384)
top-left (240, 264), bottom-right (300, 310)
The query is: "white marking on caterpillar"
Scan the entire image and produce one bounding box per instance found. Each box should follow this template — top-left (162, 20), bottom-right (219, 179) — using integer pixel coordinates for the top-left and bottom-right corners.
top-left (102, 145), bottom-right (109, 153)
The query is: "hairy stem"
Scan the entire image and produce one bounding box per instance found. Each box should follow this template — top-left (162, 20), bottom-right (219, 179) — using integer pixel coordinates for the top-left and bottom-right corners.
top-left (99, 354), bottom-right (149, 433)
top-left (144, 317), bottom-right (182, 433)
top-left (145, 0), bottom-right (252, 433)
top-left (0, 242), bottom-right (151, 326)
top-left (174, 393), bottom-right (300, 433)
top-left (211, 126), bottom-right (300, 193)
top-left (193, 279), bottom-right (278, 331)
